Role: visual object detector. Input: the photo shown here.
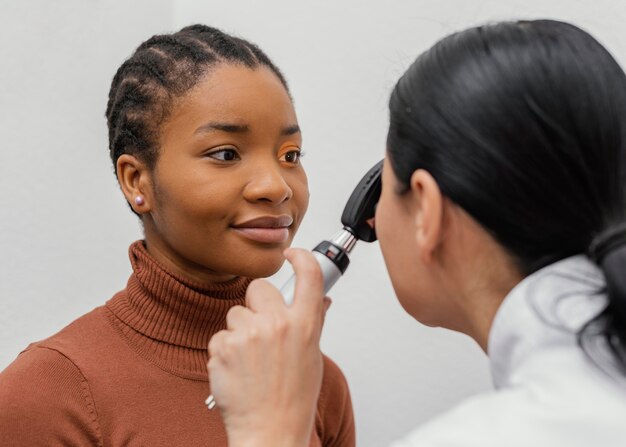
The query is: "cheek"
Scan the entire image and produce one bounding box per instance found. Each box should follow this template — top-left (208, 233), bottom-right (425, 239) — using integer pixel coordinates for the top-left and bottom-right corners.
top-left (376, 188), bottom-right (412, 262)
top-left (376, 195), bottom-right (425, 318)
top-left (152, 167), bottom-right (237, 235)
top-left (289, 170), bottom-right (310, 224)
top-left (377, 195), bottom-right (409, 283)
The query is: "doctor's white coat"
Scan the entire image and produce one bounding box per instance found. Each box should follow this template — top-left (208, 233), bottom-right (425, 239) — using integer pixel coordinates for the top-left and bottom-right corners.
top-left (392, 256), bottom-right (626, 447)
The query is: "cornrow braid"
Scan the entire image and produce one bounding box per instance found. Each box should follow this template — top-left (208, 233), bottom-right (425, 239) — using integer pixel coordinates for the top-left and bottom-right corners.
top-left (105, 24), bottom-right (289, 175)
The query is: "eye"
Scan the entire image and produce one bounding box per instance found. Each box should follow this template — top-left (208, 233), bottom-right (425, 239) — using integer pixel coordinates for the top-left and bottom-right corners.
top-left (207, 147), bottom-right (240, 162)
top-left (279, 149), bottom-right (303, 164)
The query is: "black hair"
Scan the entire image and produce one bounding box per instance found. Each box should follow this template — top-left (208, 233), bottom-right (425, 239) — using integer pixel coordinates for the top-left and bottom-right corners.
top-left (386, 20), bottom-right (626, 371)
top-left (106, 24), bottom-right (288, 174)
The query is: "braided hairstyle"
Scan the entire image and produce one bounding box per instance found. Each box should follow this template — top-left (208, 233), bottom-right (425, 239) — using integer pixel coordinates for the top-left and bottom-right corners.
top-left (106, 24), bottom-right (288, 175)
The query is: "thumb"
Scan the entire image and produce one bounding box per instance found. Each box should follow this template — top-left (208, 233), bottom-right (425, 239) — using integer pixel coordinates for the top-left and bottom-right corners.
top-left (283, 248), bottom-right (325, 316)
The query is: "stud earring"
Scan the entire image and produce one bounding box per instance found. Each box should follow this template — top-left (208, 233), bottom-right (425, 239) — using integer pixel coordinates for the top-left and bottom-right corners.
top-left (134, 196), bottom-right (145, 206)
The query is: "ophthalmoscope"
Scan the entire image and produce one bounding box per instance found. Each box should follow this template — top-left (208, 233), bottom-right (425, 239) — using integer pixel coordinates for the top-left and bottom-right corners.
top-left (279, 159), bottom-right (382, 304)
top-left (206, 160), bottom-right (383, 410)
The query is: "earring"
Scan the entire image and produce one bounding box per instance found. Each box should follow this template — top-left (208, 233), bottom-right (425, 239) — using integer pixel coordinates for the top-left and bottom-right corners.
top-left (134, 196), bottom-right (145, 206)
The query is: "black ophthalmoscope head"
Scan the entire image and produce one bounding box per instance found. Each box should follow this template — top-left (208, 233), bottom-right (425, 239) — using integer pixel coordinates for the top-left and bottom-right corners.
top-left (314, 159), bottom-right (383, 274)
top-left (340, 160), bottom-right (383, 243)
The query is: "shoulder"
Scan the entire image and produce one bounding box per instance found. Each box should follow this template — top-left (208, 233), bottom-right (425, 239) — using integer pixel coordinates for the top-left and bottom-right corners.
top-left (23, 307), bottom-right (123, 377)
top-left (316, 354), bottom-right (355, 447)
top-left (35, 307), bottom-right (110, 354)
top-left (0, 345), bottom-right (103, 446)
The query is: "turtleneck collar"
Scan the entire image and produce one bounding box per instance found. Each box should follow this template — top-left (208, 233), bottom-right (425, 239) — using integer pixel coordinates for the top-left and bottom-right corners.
top-left (488, 255), bottom-right (607, 389)
top-left (105, 240), bottom-right (252, 379)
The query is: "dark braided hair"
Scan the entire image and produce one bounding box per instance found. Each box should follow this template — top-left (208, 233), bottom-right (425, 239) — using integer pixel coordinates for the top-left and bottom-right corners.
top-left (106, 24), bottom-right (289, 174)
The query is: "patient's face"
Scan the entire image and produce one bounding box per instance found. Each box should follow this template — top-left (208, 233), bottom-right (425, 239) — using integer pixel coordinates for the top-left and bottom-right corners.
top-left (143, 64), bottom-right (309, 283)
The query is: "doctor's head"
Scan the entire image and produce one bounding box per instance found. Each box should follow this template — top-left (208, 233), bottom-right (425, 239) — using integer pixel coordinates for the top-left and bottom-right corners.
top-left (376, 20), bottom-right (626, 362)
top-left (106, 25), bottom-right (309, 283)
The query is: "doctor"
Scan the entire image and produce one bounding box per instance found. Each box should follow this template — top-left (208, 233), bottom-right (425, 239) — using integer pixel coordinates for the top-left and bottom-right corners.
top-left (207, 19), bottom-right (626, 446)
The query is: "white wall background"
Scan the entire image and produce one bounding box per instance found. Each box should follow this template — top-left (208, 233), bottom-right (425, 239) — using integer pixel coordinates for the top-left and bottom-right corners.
top-left (2, 1), bottom-right (626, 446)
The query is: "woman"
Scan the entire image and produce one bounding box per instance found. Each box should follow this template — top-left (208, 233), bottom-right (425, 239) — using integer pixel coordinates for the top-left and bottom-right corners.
top-left (208, 20), bottom-right (626, 446)
top-left (0, 25), bottom-right (355, 446)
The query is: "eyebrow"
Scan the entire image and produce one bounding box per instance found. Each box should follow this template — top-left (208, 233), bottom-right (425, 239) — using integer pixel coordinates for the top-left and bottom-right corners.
top-left (282, 124), bottom-right (301, 136)
top-left (195, 122), bottom-right (249, 134)
top-left (194, 122), bottom-right (301, 136)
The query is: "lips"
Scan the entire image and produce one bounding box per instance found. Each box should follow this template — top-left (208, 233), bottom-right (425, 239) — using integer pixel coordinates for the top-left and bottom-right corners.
top-left (231, 215), bottom-right (294, 244)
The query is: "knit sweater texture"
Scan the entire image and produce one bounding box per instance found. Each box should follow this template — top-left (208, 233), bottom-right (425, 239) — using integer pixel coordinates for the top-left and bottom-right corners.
top-left (0, 241), bottom-right (355, 446)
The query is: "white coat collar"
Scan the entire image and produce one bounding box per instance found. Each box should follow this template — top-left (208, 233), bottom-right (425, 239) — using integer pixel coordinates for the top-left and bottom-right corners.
top-left (487, 255), bottom-right (607, 388)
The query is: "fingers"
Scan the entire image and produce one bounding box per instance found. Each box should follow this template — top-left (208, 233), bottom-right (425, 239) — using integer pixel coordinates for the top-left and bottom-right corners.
top-left (283, 248), bottom-right (325, 315)
top-left (207, 249), bottom-right (329, 443)
top-left (226, 305), bottom-right (254, 330)
top-left (246, 279), bottom-right (286, 313)
top-left (245, 250), bottom-right (326, 318)
top-left (208, 330), bottom-right (228, 361)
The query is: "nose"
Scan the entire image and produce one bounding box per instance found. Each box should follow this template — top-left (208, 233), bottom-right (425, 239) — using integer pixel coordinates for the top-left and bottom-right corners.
top-left (243, 161), bottom-right (293, 205)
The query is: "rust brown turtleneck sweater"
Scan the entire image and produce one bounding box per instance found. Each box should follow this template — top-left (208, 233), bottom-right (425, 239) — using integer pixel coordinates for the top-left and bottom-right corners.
top-left (0, 241), bottom-right (355, 446)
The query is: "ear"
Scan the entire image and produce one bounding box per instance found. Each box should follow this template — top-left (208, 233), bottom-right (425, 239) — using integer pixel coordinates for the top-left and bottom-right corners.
top-left (408, 169), bottom-right (443, 263)
top-left (116, 154), bottom-right (153, 215)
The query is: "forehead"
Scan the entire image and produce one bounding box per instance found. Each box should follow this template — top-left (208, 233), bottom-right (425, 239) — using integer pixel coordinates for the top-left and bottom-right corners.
top-left (169, 63), bottom-right (295, 127)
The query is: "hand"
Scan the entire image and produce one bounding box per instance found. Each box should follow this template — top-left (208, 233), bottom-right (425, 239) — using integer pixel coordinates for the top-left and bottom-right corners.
top-left (208, 248), bottom-right (331, 447)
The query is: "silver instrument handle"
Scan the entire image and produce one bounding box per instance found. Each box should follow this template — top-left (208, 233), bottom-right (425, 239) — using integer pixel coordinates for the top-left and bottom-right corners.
top-left (279, 251), bottom-right (343, 306)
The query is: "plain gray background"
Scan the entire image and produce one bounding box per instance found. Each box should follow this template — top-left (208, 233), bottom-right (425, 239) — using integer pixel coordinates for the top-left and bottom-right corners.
top-left (2, 1), bottom-right (626, 445)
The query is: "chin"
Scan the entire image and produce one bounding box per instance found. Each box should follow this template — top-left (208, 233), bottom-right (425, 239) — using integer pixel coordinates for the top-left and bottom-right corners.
top-left (233, 254), bottom-right (285, 279)
top-left (394, 289), bottom-right (435, 325)
top-left (247, 265), bottom-right (282, 279)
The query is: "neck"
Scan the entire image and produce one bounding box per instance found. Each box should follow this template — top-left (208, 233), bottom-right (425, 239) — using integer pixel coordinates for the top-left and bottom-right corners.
top-left (458, 269), bottom-right (520, 352)
top-left (438, 226), bottom-right (524, 352)
top-left (141, 222), bottom-right (237, 284)
top-left (106, 240), bottom-right (252, 379)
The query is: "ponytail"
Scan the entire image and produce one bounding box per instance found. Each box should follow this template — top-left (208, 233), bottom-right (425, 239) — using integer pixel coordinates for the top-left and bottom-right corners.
top-left (585, 224), bottom-right (626, 371)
